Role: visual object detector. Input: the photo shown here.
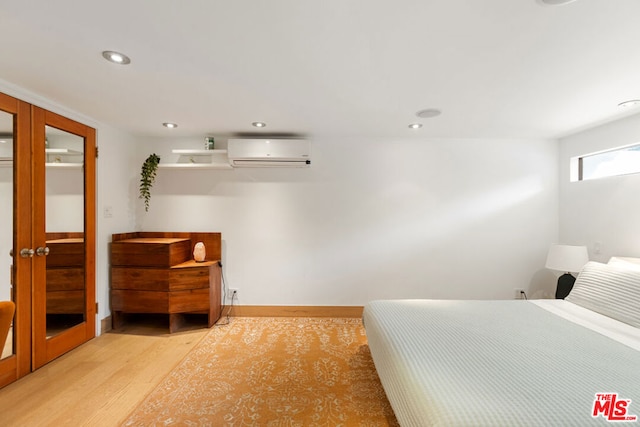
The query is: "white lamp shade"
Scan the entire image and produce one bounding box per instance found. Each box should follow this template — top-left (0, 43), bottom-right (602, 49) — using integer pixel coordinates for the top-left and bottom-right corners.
top-left (545, 244), bottom-right (589, 273)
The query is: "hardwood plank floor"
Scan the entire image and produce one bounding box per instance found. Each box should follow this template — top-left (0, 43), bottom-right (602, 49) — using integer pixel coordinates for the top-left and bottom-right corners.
top-left (0, 315), bottom-right (211, 426)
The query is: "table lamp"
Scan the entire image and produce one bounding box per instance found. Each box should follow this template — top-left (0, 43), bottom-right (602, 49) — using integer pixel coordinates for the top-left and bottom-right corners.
top-left (545, 244), bottom-right (589, 299)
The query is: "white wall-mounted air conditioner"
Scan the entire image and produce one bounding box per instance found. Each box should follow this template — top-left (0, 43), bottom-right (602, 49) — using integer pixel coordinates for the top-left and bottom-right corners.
top-left (227, 139), bottom-right (311, 168)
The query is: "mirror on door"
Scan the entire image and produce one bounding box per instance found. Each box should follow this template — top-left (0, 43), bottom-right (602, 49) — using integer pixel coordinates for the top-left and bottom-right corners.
top-left (44, 126), bottom-right (85, 337)
top-left (0, 110), bottom-right (14, 359)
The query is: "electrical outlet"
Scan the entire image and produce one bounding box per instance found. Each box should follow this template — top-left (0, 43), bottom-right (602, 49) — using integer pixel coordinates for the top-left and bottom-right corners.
top-left (514, 288), bottom-right (525, 299)
top-left (229, 288), bottom-right (239, 301)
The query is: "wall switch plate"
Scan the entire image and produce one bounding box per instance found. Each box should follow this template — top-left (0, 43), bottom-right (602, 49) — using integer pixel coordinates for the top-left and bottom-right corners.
top-left (594, 241), bottom-right (602, 255)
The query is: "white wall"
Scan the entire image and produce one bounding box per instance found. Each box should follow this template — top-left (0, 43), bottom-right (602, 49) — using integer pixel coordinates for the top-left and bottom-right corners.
top-left (95, 126), bottom-right (138, 331)
top-left (1, 78), bottom-right (563, 331)
top-left (559, 113), bottom-right (640, 262)
top-left (46, 131), bottom-right (84, 233)
top-left (0, 158), bottom-right (12, 302)
top-left (137, 136), bottom-right (559, 304)
top-left (0, 109), bottom-right (15, 302)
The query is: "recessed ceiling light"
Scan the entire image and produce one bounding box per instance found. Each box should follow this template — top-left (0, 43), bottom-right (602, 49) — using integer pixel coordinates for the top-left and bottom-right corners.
top-left (416, 109), bottom-right (442, 119)
top-left (537, 0), bottom-right (577, 5)
top-left (408, 123), bottom-right (423, 129)
top-left (102, 50), bottom-right (131, 65)
top-left (162, 122), bottom-right (178, 129)
top-left (618, 100), bottom-right (640, 108)
top-left (252, 122), bottom-right (266, 128)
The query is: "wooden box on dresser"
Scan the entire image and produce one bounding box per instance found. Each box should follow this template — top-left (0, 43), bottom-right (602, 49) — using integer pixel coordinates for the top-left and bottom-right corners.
top-left (110, 232), bottom-right (222, 333)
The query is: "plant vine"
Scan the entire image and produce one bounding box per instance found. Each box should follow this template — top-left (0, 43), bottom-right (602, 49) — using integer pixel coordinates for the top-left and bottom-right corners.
top-left (139, 153), bottom-right (161, 211)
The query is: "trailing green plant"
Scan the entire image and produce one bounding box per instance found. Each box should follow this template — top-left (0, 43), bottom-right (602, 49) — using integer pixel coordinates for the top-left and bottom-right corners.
top-left (139, 153), bottom-right (161, 211)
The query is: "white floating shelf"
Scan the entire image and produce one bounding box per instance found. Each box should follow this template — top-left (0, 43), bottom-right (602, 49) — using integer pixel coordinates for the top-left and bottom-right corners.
top-left (160, 147), bottom-right (232, 170)
top-left (1, 160), bottom-right (83, 169)
top-left (171, 149), bottom-right (228, 155)
top-left (45, 162), bottom-right (83, 169)
top-left (158, 163), bottom-right (232, 170)
top-left (45, 148), bottom-right (82, 155)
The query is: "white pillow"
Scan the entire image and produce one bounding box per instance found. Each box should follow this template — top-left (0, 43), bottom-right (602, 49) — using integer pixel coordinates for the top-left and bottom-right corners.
top-left (566, 261), bottom-right (640, 328)
top-left (608, 257), bottom-right (640, 270)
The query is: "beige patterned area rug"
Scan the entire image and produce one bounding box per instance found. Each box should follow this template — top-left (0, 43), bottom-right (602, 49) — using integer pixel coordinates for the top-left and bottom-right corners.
top-left (122, 317), bottom-right (399, 426)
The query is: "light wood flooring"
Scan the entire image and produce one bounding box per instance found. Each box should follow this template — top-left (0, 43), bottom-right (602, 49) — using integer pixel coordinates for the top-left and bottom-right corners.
top-left (0, 315), bottom-right (212, 426)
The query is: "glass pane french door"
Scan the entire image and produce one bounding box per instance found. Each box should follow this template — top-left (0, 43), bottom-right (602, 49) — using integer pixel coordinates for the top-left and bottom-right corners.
top-left (0, 92), bottom-right (31, 388)
top-left (31, 107), bottom-right (95, 370)
top-left (0, 93), bottom-right (95, 386)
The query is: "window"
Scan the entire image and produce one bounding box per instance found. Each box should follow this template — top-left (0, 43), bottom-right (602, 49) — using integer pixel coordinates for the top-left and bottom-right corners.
top-left (575, 143), bottom-right (640, 181)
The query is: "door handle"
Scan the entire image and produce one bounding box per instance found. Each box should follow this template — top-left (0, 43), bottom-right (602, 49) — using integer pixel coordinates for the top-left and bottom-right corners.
top-left (36, 246), bottom-right (50, 256)
top-left (20, 248), bottom-right (35, 258)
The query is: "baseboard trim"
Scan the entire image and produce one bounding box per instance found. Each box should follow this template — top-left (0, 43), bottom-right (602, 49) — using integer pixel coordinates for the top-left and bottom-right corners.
top-left (226, 305), bottom-right (364, 318)
top-left (100, 315), bottom-right (113, 334)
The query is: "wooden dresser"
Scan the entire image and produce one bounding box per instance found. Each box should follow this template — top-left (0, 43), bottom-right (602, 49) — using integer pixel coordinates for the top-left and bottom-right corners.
top-left (110, 232), bottom-right (222, 332)
top-left (46, 232), bottom-right (85, 315)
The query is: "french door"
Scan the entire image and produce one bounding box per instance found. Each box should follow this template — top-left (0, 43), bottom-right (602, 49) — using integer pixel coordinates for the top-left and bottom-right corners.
top-left (0, 92), bottom-right (96, 387)
top-left (31, 106), bottom-right (96, 369)
top-left (0, 92), bottom-right (31, 386)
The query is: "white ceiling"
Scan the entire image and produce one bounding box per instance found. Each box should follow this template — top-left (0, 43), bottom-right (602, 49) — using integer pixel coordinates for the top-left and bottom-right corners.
top-left (1, 0), bottom-right (639, 140)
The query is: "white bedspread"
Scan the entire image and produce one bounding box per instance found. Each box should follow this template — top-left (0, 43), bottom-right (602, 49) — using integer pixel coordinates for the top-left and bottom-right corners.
top-left (532, 300), bottom-right (640, 352)
top-left (363, 299), bottom-right (640, 426)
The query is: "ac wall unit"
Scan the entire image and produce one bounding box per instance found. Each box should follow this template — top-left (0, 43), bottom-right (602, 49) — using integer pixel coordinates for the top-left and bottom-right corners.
top-left (227, 139), bottom-right (311, 168)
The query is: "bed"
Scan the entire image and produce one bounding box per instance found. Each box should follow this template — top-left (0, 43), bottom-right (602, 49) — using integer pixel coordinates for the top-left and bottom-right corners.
top-left (363, 258), bottom-right (640, 426)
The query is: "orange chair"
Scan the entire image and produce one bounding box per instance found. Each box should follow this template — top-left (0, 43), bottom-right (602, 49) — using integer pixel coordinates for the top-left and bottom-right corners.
top-left (0, 301), bottom-right (16, 353)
